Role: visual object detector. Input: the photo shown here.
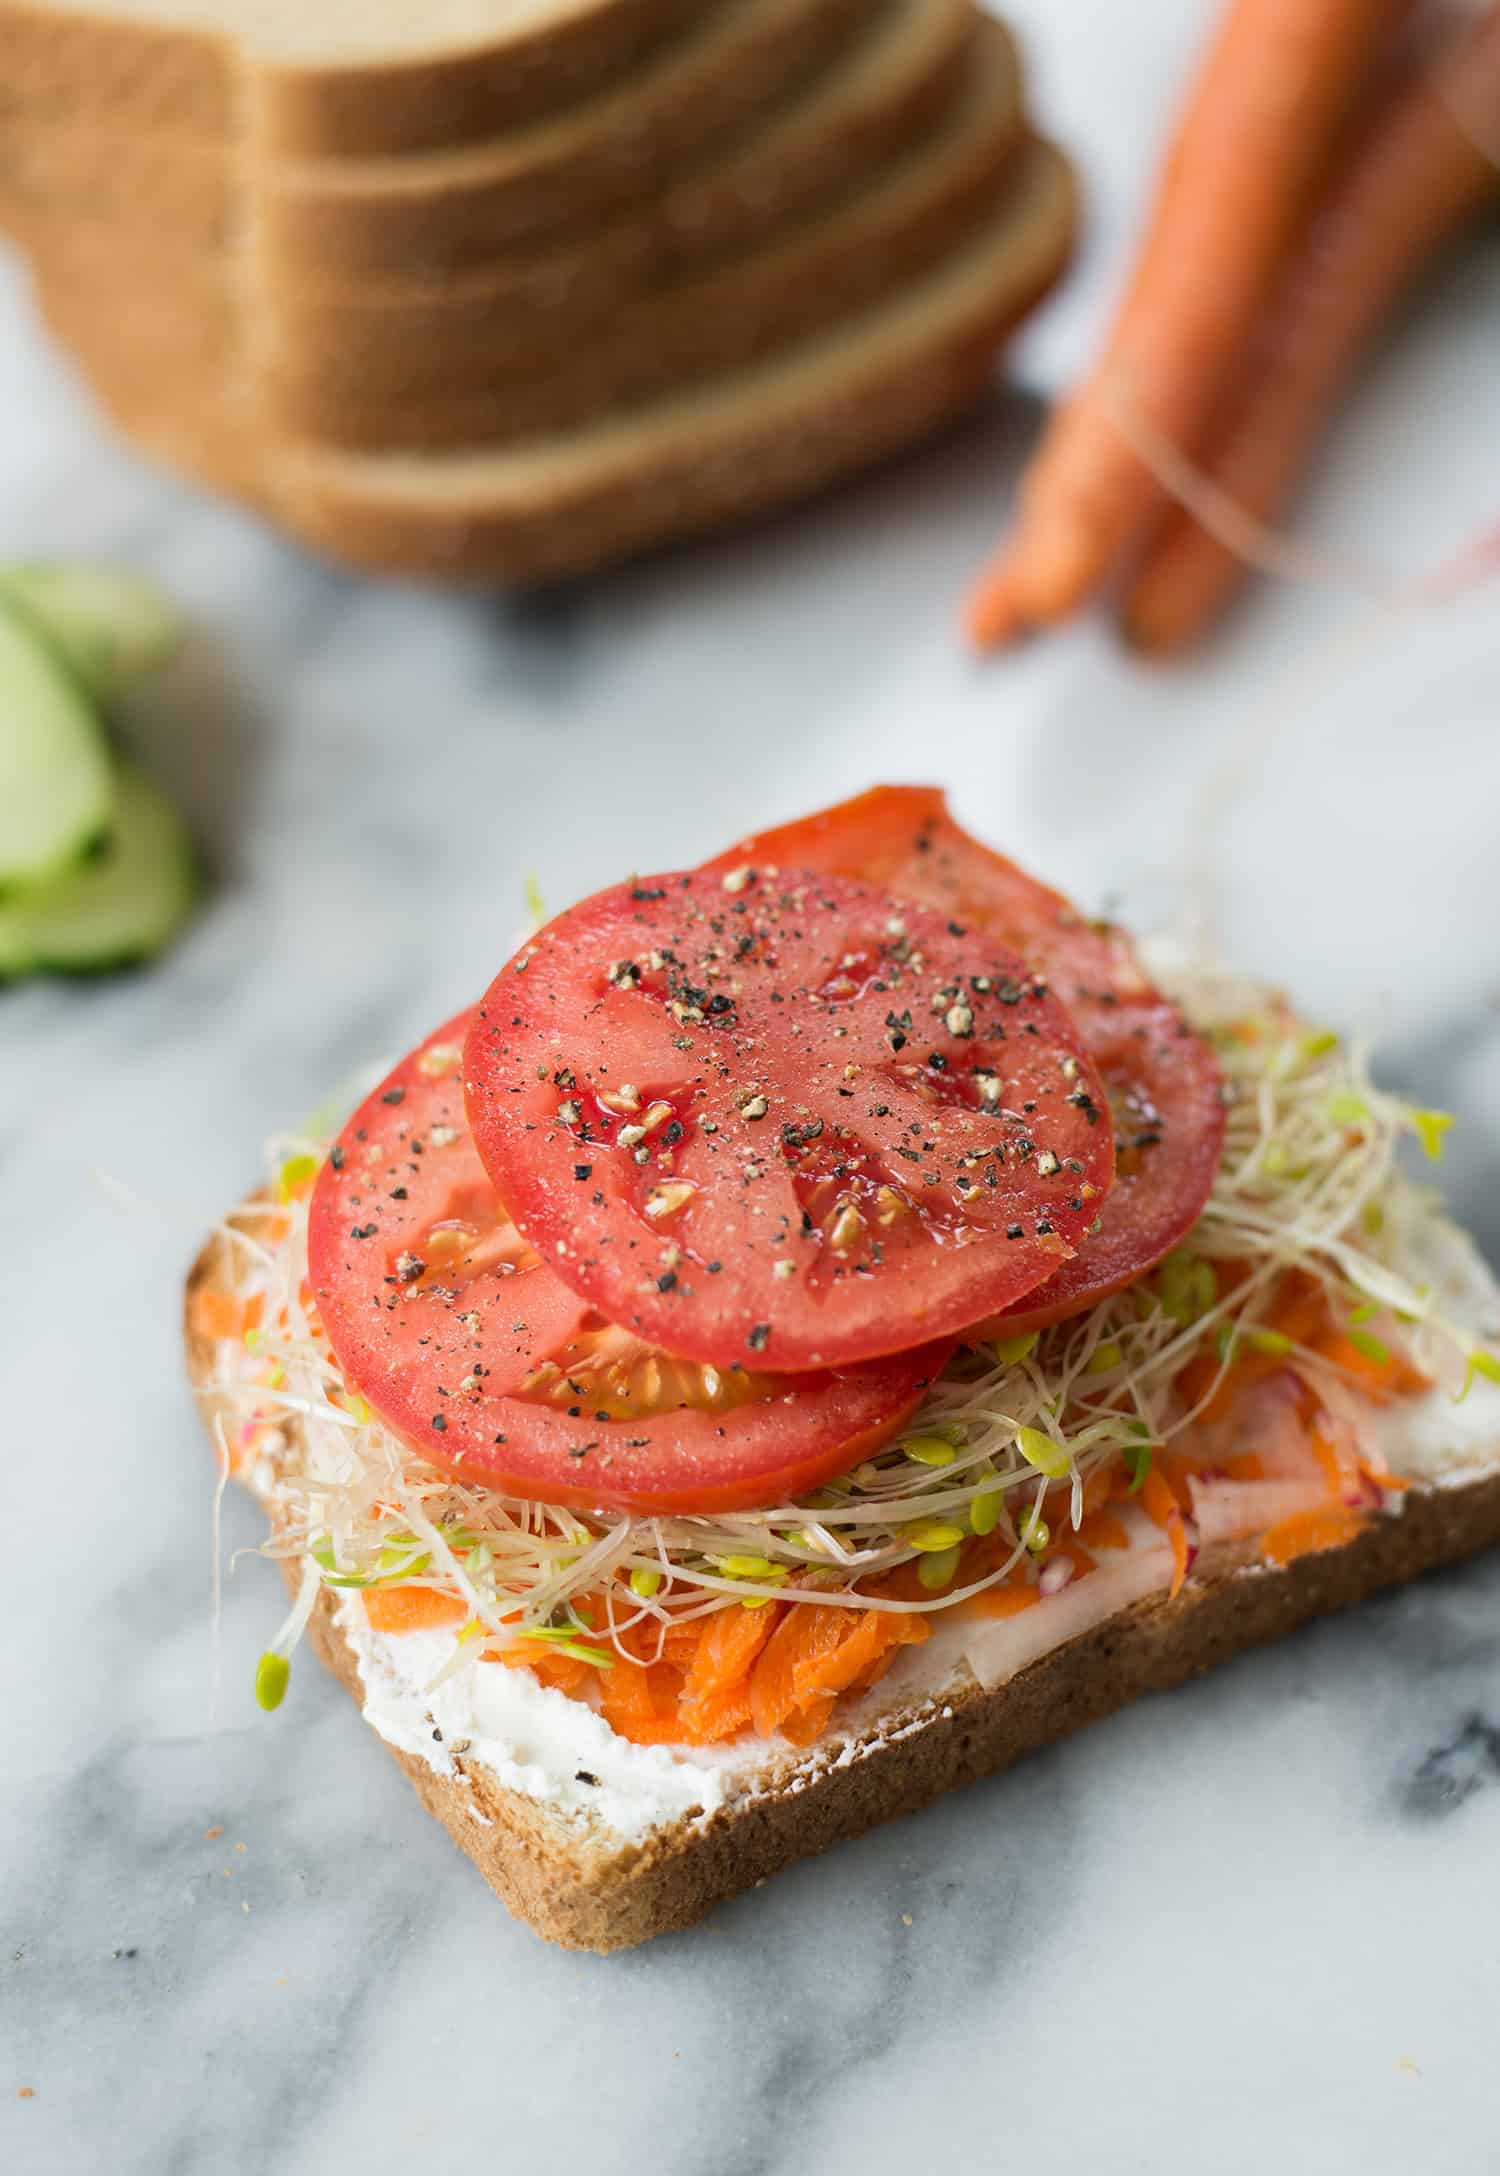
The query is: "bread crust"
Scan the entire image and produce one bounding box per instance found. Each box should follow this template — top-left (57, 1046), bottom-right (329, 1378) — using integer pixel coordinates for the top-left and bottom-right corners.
top-left (186, 1209), bottom-right (1500, 1953)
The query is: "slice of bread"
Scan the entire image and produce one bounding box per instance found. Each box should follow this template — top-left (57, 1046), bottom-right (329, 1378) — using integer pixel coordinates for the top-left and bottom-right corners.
top-left (0, 0), bottom-right (708, 158)
top-left (230, 24), bottom-right (1028, 449)
top-left (264, 135), bottom-right (1077, 579)
top-left (253, 0), bottom-right (876, 283)
top-left (6, 0), bottom-right (981, 330)
top-left (186, 1215), bottom-right (1500, 1953)
top-left (31, 132), bottom-right (1073, 577)
top-left (0, 122), bottom-right (232, 252)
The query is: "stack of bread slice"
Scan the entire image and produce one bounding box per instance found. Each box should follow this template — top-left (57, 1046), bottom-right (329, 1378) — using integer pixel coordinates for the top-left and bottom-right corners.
top-left (0, 0), bottom-right (1078, 580)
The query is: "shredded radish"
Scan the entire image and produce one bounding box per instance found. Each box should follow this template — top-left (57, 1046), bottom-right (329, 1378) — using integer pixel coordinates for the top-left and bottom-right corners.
top-left (964, 1545), bottom-right (1179, 1691)
top-left (1188, 1476), bottom-right (1334, 1548)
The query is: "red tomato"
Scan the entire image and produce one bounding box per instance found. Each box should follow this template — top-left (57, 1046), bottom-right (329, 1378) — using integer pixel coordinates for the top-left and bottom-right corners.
top-left (307, 1015), bottom-right (950, 1515)
top-left (710, 786), bottom-right (1225, 1332)
top-left (464, 869), bottom-right (1114, 1370)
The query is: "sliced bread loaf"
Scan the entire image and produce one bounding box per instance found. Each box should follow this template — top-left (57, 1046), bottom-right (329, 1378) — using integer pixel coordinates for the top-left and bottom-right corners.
top-left (5, 0), bottom-right (979, 321)
top-left (36, 135), bottom-right (1074, 581)
top-left (259, 22), bottom-right (1028, 448)
top-left (0, 0), bottom-right (708, 157)
top-left (267, 135), bottom-right (1076, 579)
top-left (253, 0), bottom-right (875, 282)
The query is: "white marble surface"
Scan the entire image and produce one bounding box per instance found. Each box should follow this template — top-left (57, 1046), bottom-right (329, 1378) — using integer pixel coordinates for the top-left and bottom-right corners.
top-left (4, 5), bottom-right (1500, 2170)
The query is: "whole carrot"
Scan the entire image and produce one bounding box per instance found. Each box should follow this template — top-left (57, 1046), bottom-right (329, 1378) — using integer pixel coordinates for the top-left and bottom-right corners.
top-left (1122, 7), bottom-right (1500, 653)
top-left (965, 0), bottom-right (1411, 648)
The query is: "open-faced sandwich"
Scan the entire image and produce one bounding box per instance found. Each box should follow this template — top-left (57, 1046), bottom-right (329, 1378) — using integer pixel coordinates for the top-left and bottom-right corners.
top-left (186, 786), bottom-right (1500, 1951)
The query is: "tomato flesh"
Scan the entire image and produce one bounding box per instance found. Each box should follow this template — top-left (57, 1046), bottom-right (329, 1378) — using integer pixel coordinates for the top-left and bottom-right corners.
top-left (711, 786), bottom-right (1225, 1331)
top-left (307, 1014), bottom-right (950, 1514)
top-left (464, 869), bottom-right (1114, 1370)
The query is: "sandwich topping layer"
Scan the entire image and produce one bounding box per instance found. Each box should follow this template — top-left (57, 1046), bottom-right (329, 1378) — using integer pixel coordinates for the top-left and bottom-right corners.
top-left (197, 948), bottom-right (1500, 1830)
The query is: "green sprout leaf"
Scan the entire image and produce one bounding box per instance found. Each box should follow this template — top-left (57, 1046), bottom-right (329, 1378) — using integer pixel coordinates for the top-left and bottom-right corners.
top-left (254, 1652), bottom-right (290, 1711)
top-left (905, 1518), bottom-right (967, 1554)
top-left (1410, 1108), bottom-right (1454, 1162)
top-left (1299, 1029), bottom-right (1340, 1061)
top-left (969, 1484), bottom-right (1003, 1538)
top-left (917, 1545), bottom-right (962, 1592)
top-left (1016, 1427), bottom-right (1070, 1479)
top-left (1456, 1351), bottom-right (1500, 1403)
top-left (903, 1434), bottom-right (958, 1468)
top-left (1123, 1441), bottom-right (1153, 1493)
top-left (993, 1332), bottom-right (1038, 1366)
top-left (275, 1152), bottom-right (320, 1203)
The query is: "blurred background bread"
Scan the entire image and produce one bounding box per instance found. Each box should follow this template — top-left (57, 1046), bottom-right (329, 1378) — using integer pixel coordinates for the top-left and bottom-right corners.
top-left (0, 0), bottom-right (1078, 579)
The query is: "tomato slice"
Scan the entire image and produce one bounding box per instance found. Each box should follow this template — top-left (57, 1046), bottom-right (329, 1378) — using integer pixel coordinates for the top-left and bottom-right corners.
top-left (710, 785), bottom-right (1225, 1332)
top-left (464, 869), bottom-right (1114, 1370)
top-left (307, 1014), bottom-right (950, 1515)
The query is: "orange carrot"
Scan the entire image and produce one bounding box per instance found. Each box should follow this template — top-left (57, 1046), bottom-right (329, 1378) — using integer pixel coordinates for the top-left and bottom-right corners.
top-left (362, 1586), bottom-right (468, 1634)
top-left (1140, 1463), bottom-right (1191, 1597)
top-left (1124, 6), bottom-right (1500, 651)
top-left (1075, 1508), bottom-right (1131, 1554)
top-left (1312, 1329), bottom-right (1430, 1402)
top-left (192, 1289), bottom-right (263, 1342)
top-left (1262, 1503), bottom-right (1366, 1563)
top-left (597, 1656), bottom-right (685, 1747)
top-left (677, 1604), bottom-right (779, 1741)
top-left (1175, 1270), bottom-right (1338, 1423)
top-left (491, 1644), bottom-right (594, 1698)
top-left (964, 1580), bottom-right (1041, 1621)
top-left (965, 0), bottom-right (1408, 646)
top-left (677, 1682), bottom-right (756, 1747)
top-left (749, 1605), bottom-right (928, 1740)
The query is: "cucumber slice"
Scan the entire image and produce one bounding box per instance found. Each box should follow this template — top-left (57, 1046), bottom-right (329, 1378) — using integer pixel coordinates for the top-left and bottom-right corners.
top-left (0, 762), bottom-right (198, 977)
top-left (0, 589), bottom-right (114, 892)
top-left (0, 564), bottom-right (184, 700)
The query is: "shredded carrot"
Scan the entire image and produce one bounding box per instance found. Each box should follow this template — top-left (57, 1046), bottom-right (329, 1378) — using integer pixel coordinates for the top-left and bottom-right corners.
top-left (1074, 1508), bottom-right (1131, 1554)
top-left (362, 1587), bottom-right (467, 1634)
top-left (964, 1579), bottom-right (1040, 1621)
top-left (490, 1644), bottom-right (594, 1698)
top-left (1140, 1464), bottom-right (1191, 1598)
top-left (678, 1604), bottom-right (780, 1741)
top-left (677, 1682), bottom-right (756, 1747)
top-left (1262, 1503), bottom-right (1367, 1564)
top-left (1311, 1330), bottom-right (1430, 1402)
top-left (1177, 1270), bottom-right (1331, 1421)
top-left (1079, 1464), bottom-right (1116, 1516)
top-left (965, 0), bottom-right (1406, 645)
top-left (1122, 6), bottom-right (1500, 650)
top-left (192, 1289), bottom-right (263, 1342)
top-left (597, 1657), bottom-right (685, 1747)
top-left (749, 1605), bottom-right (928, 1741)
